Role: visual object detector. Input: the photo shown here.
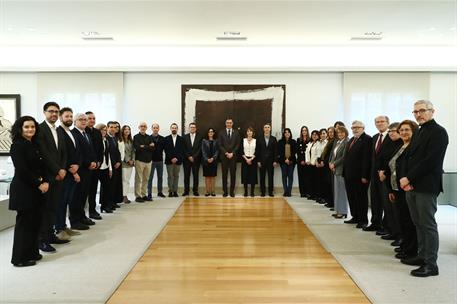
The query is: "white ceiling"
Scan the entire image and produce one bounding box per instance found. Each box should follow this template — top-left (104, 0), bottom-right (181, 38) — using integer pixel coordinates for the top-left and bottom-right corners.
top-left (0, 0), bottom-right (456, 46)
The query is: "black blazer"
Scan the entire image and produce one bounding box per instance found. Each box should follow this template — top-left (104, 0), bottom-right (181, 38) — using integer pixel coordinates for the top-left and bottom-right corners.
top-left (71, 128), bottom-right (97, 171)
top-left (256, 135), bottom-right (278, 165)
top-left (277, 138), bottom-right (297, 164)
top-left (9, 138), bottom-right (46, 211)
top-left (86, 127), bottom-right (104, 164)
top-left (296, 138), bottom-right (309, 163)
top-left (37, 121), bottom-right (67, 182)
top-left (202, 139), bottom-right (219, 164)
top-left (57, 126), bottom-right (81, 170)
top-left (218, 128), bottom-right (241, 161)
top-left (164, 134), bottom-right (185, 165)
top-left (371, 132), bottom-right (398, 176)
top-left (183, 133), bottom-right (203, 162)
top-left (107, 135), bottom-right (121, 165)
top-left (343, 132), bottom-right (372, 180)
top-left (404, 119), bottom-right (448, 194)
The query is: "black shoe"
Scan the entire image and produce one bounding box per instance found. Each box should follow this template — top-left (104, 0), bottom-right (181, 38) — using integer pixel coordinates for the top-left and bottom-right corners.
top-left (300, 194), bottom-right (306, 198)
top-left (143, 196), bottom-right (153, 202)
top-left (223, 193), bottom-right (228, 197)
top-left (173, 192), bottom-right (179, 197)
top-left (168, 192), bottom-right (174, 197)
top-left (49, 236), bottom-right (70, 244)
top-left (395, 252), bottom-right (408, 259)
top-left (71, 222), bottom-right (90, 230)
top-left (244, 191), bottom-right (248, 197)
top-left (101, 207), bottom-right (113, 213)
top-left (261, 193), bottom-right (266, 197)
top-left (33, 253), bottom-right (43, 261)
top-left (394, 247), bottom-right (403, 253)
top-left (376, 230), bottom-right (389, 236)
top-left (230, 192), bottom-right (235, 198)
top-left (205, 192), bottom-right (210, 197)
top-left (391, 239), bottom-right (403, 247)
top-left (362, 224), bottom-right (379, 232)
top-left (329, 208), bottom-right (334, 211)
top-left (381, 234), bottom-right (396, 240)
top-left (89, 212), bottom-right (102, 220)
top-left (193, 192), bottom-right (200, 196)
top-left (182, 191), bottom-right (189, 196)
top-left (39, 242), bottom-right (56, 253)
top-left (356, 223), bottom-right (367, 229)
top-left (344, 218), bottom-right (358, 224)
top-left (268, 193), bottom-right (274, 197)
top-left (411, 264), bottom-right (439, 277)
top-left (113, 203), bottom-right (121, 208)
top-left (211, 192), bottom-right (216, 197)
top-left (158, 192), bottom-right (166, 198)
top-left (401, 256), bottom-right (424, 266)
top-left (136, 197), bottom-right (145, 202)
top-left (81, 218), bottom-right (95, 226)
top-left (13, 260), bottom-right (36, 267)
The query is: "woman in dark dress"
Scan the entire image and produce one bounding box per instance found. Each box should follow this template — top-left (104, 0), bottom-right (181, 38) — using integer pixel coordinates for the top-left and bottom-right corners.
top-left (202, 128), bottom-right (219, 196)
top-left (277, 128), bottom-right (297, 197)
top-left (241, 127), bottom-right (257, 197)
top-left (9, 116), bottom-right (49, 267)
top-left (296, 126), bottom-right (310, 198)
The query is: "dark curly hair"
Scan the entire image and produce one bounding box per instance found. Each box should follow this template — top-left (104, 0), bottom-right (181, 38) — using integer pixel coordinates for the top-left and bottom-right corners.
top-left (11, 116), bottom-right (39, 143)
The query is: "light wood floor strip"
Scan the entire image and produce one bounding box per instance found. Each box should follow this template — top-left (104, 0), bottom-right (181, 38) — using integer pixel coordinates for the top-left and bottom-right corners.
top-left (107, 198), bottom-right (370, 304)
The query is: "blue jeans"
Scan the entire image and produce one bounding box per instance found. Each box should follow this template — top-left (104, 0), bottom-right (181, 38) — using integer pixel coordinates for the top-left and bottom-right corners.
top-left (55, 174), bottom-right (77, 231)
top-left (280, 163), bottom-right (295, 195)
top-left (148, 161), bottom-right (164, 196)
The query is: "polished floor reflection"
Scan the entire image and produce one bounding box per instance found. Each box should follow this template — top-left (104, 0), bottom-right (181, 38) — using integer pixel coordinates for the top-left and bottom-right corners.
top-left (108, 198), bottom-right (369, 304)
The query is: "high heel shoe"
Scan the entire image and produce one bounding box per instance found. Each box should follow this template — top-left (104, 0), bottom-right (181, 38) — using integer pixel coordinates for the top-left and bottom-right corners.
top-left (334, 214), bottom-right (347, 219)
top-left (101, 207), bottom-right (113, 213)
top-left (205, 192), bottom-right (210, 197)
top-left (331, 213), bottom-right (338, 217)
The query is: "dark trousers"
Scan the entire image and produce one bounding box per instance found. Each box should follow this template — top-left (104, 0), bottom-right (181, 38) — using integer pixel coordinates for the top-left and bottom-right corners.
top-left (309, 165), bottom-right (318, 198)
top-left (344, 177), bottom-right (369, 224)
top-left (406, 191), bottom-right (439, 267)
top-left (55, 174), bottom-right (77, 231)
top-left (280, 163), bottom-right (295, 195)
top-left (98, 168), bottom-right (113, 209)
top-left (183, 160), bottom-right (200, 193)
top-left (69, 169), bottom-right (91, 225)
top-left (88, 169), bottom-right (99, 214)
top-left (393, 190), bottom-right (418, 256)
top-left (297, 163), bottom-right (309, 196)
top-left (221, 158), bottom-right (236, 195)
top-left (11, 205), bottom-right (42, 264)
top-left (370, 177), bottom-right (388, 229)
top-left (259, 162), bottom-right (274, 195)
top-left (148, 161), bottom-right (164, 195)
top-left (39, 180), bottom-right (62, 242)
top-left (112, 166), bottom-right (123, 204)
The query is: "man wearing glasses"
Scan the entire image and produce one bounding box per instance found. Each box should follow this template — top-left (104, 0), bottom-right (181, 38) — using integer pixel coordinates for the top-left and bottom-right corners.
top-left (133, 122), bottom-right (154, 202)
top-left (399, 100), bottom-right (448, 277)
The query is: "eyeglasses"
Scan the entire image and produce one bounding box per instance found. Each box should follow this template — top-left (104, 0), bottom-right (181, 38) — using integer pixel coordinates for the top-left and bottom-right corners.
top-left (398, 128), bottom-right (412, 132)
top-left (351, 126), bottom-right (363, 129)
top-left (412, 109), bottom-right (431, 115)
top-left (46, 110), bottom-right (59, 114)
top-left (388, 129), bottom-right (398, 133)
top-left (139, 125), bottom-right (147, 128)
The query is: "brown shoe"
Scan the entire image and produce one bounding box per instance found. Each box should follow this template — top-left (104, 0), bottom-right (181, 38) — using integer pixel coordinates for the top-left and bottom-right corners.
top-left (56, 230), bottom-right (72, 241)
top-left (64, 228), bottom-right (81, 236)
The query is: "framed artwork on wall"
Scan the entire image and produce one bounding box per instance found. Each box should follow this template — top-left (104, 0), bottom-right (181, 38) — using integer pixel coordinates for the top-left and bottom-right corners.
top-left (0, 94), bottom-right (21, 155)
top-left (181, 85), bottom-right (286, 138)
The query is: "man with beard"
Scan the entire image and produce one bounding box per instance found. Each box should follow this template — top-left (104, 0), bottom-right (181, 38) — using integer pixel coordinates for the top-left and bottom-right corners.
top-left (164, 123), bottom-right (185, 197)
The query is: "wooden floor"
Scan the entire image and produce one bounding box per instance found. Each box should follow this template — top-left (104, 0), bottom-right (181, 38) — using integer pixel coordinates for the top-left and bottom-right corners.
top-left (108, 198), bottom-right (370, 304)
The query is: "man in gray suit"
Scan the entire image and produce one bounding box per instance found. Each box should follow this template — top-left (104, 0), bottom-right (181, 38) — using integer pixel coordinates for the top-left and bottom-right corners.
top-left (219, 118), bottom-right (240, 197)
top-left (37, 101), bottom-right (68, 253)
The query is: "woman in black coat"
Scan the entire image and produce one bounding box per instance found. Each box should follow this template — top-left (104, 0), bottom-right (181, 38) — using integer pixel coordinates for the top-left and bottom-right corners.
top-left (9, 116), bottom-right (49, 267)
top-left (277, 128), bottom-right (297, 197)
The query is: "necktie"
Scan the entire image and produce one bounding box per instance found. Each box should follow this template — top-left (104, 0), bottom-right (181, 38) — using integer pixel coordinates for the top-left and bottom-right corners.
top-left (83, 131), bottom-right (90, 143)
top-left (375, 134), bottom-right (383, 154)
top-left (228, 130), bottom-right (231, 139)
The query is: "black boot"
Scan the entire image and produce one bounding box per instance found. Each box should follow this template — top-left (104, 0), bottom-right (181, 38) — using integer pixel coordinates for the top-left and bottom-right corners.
top-left (250, 185), bottom-right (255, 197)
top-left (244, 185), bottom-right (248, 197)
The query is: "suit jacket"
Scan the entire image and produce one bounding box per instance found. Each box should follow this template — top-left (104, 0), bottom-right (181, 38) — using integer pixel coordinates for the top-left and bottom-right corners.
top-left (343, 132), bottom-right (372, 180)
top-left (86, 127), bottom-right (104, 165)
top-left (57, 126), bottom-right (81, 170)
top-left (202, 139), bottom-right (219, 163)
top-left (107, 135), bottom-right (121, 165)
top-left (183, 133), bottom-right (203, 162)
top-left (9, 138), bottom-right (46, 211)
top-left (296, 138), bottom-right (309, 164)
top-left (164, 134), bottom-right (185, 165)
top-left (256, 135), bottom-right (278, 165)
top-left (371, 132), bottom-right (398, 176)
top-left (37, 121), bottom-right (67, 182)
top-left (404, 119), bottom-right (448, 194)
top-left (328, 138), bottom-right (348, 176)
top-left (218, 128), bottom-right (241, 161)
top-left (277, 138), bottom-right (297, 164)
top-left (71, 128), bottom-right (97, 171)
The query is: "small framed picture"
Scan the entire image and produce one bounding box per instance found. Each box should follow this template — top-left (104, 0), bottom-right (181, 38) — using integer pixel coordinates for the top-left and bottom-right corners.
top-left (0, 94), bottom-right (21, 155)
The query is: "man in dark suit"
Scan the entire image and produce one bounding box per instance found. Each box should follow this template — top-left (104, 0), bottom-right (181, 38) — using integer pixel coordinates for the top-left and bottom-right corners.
top-left (70, 113), bottom-right (98, 230)
top-left (56, 107), bottom-right (82, 237)
top-left (37, 101), bottom-right (68, 253)
top-left (107, 121), bottom-right (122, 208)
top-left (342, 120), bottom-right (372, 228)
top-left (364, 116), bottom-right (399, 238)
top-left (85, 111), bottom-right (104, 220)
top-left (164, 123), bottom-right (185, 197)
top-left (219, 118), bottom-right (241, 197)
top-left (256, 123), bottom-right (278, 197)
top-left (399, 100), bottom-right (448, 277)
top-left (183, 122), bottom-right (203, 196)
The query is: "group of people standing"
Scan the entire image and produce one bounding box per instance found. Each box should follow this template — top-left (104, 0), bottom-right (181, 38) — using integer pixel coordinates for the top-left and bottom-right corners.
top-left (8, 100), bottom-right (448, 279)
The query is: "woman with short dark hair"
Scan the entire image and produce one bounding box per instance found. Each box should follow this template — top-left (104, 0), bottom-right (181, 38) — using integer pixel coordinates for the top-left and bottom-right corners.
top-left (241, 127), bottom-right (257, 197)
top-left (202, 128), bottom-right (219, 196)
top-left (9, 116), bottom-right (49, 267)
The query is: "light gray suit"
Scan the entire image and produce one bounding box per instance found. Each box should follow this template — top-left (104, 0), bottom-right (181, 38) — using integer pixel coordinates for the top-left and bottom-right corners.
top-left (329, 138), bottom-right (349, 214)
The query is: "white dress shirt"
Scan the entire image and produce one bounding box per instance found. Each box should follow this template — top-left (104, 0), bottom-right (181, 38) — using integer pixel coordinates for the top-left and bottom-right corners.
top-left (243, 138), bottom-right (256, 157)
top-left (45, 120), bottom-right (59, 149)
